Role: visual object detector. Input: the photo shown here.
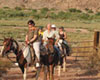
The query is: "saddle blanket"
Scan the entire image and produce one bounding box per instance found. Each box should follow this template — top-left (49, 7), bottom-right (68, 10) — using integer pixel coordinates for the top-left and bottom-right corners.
top-left (23, 46), bottom-right (31, 64)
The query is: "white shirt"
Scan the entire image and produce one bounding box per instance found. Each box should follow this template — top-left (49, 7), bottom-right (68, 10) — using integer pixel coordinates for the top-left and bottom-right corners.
top-left (43, 30), bottom-right (55, 41)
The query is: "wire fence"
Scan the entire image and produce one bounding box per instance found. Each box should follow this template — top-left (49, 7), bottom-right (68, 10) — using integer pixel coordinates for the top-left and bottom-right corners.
top-left (0, 39), bottom-right (94, 61)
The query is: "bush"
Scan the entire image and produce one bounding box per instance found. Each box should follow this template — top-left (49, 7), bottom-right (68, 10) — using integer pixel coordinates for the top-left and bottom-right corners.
top-left (85, 8), bottom-right (93, 13)
top-left (5, 10), bottom-right (25, 17)
top-left (50, 8), bottom-right (56, 11)
top-left (33, 14), bottom-right (40, 19)
top-left (3, 7), bottom-right (10, 9)
top-left (96, 12), bottom-right (100, 16)
top-left (49, 12), bottom-right (57, 19)
top-left (57, 11), bottom-right (71, 19)
top-left (80, 13), bottom-right (90, 20)
top-left (39, 8), bottom-right (49, 18)
top-left (57, 11), bottom-right (66, 19)
top-left (32, 9), bottom-right (37, 13)
top-left (40, 8), bottom-right (49, 15)
top-left (68, 8), bottom-right (82, 13)
top-left (88, 10), bottom-right (93, 13)
top-left (15, 7), bottom-right (22, 10)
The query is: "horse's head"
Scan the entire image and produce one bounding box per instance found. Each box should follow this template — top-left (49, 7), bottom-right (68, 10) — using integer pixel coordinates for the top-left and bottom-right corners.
top-left (46, 37), bottom-right (55, 54)
top-left (47, 37), bottom-right (55, 45)
top-left (1, 37), bottom-right (14, 57)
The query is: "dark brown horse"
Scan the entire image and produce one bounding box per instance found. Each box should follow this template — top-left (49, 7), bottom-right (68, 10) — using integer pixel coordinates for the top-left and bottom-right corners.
top-left (39, 38), bottom-right (59, 80)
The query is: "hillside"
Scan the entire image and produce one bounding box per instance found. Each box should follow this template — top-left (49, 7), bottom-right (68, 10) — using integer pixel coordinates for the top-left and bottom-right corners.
top-left (0, 0), bottom-right (100, 12)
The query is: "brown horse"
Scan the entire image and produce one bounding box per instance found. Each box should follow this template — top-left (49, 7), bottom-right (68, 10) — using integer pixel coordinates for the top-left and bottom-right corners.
top-left (1, 37), bottom-right (36, 80)
top-left (39, 38), bottom-right (59, 80)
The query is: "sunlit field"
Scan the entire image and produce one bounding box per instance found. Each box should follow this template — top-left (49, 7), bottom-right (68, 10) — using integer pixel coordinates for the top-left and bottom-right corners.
top-left (0, 9), bottom-right (100, 79)
top-left (0, 19), bottom-right (98, 42)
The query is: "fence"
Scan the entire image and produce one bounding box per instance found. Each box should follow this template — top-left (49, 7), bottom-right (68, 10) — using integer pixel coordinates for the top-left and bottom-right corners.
top-left (0, 30), bottom-right (99, 61)
top-left (0, 39), bottom-right (94, 62)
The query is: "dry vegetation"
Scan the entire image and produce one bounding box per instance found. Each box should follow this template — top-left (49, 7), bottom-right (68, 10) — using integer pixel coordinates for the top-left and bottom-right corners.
top-left (0, 0), bottom-right (100, 12)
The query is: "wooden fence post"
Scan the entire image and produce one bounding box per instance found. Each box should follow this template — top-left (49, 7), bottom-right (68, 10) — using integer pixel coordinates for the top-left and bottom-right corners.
top-left (94, 31), bottom-right (100, 52)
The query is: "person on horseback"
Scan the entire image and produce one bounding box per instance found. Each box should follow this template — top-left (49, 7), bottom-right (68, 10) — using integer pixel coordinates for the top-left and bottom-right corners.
top-left (43, 24), bottom-right (62, 64)
top-left (38, 27), bottom-right (44, 43)
top-left (59, 27), bottom-right (67, 40)
top-left (43, 24), bottom-right (55, 46)
top-left (25, 20), bottom-right (41, 68)
top-left (58, 26), bottom-right (70, 56)
top-left (51, 24), bottom-right (59, 42)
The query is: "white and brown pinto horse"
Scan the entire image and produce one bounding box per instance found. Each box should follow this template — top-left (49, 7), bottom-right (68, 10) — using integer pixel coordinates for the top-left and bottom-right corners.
top-left (1, 37), bottom-right (32, 80)
top-left (1, 37), bottom-right (61, 80)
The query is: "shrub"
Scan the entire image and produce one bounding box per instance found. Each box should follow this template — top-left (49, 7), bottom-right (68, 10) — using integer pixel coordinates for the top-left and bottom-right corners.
top-left (57, 11), bottom-right (66, 19)
top-left (32, 9), bottom-right (37, 13)
top-left (3, 7), bottom-right (10, 9)
top-left (15, 7), bottom-right (22, 10)
top-left (50, 8), bottom-right (56, 11)
top-left (85, 8), bottom-right (93, 13)
top-left (96, 12), bottom-right (100, 16)
top-left (49, 12), bottom-right (57, 19)
top-left (68, 8), bottom-right (82, 13)
top-left (33, 14), bottom-right (40, 19)
top-left (57, 11), bottom-right (71, 19)
top-left (5, 10), bottom-right (25, 17)
top-left (80, 13), bottom-right (90, 20)
top-left (88, 10), bottom-right (93, 13)
top-left (39, 8), bottom-right (49, 18)
top-left (40, 8), bottom-right (49, 14)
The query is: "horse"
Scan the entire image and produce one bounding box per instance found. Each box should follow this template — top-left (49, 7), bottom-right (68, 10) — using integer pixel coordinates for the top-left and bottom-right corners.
top-left (1, 37), bottom-right (37, 80)
top-left (57, 39), bottom-right (70, 74)
top-left (1, 37), bottom-right (60, 80)
top-left (39, 37), bottom-right (59, 80)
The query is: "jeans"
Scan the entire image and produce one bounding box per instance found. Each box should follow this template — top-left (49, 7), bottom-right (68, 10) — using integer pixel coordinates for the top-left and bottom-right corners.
top-left (54, 45), bottom-right (61, 58)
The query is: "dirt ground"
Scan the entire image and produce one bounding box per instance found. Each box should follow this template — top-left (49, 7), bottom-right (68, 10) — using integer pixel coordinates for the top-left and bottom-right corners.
top-left (1, 56), bottom-right (100, 80)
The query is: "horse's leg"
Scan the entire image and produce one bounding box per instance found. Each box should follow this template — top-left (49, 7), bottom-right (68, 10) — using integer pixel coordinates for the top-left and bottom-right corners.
top-left (23, 67), bottom-right (27, 80)
top-left (44, 66), bottom-right (48, 80)
top-left (63, 57), bottom-right (66, 72)
top-left (52, 66), bottom-right (54, 80)
top-left (19, 64), bottom-right (27, 80)
top-left (23, 63), bottom-right (27, 80)
top-left (35, 67), bottom-right (41, 80)
top-left (58, 65), bottom-right (61, 77)
top-left (49, 65), bottom-right (53, 80)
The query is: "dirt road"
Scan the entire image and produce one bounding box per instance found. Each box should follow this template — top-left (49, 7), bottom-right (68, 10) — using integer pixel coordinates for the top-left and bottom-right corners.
top-left (1, 56), bottom-right (100, 80)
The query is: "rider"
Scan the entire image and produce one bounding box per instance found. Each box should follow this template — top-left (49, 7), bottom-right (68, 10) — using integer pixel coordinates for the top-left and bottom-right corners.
top-left (43, 24), bottom-right (55, 46)
top-left (25, 20), bottom-right (41, 68)
top-left (58, 26), bottom-right (70, 56)
top-left (38, 27), bottom-right (44, 43)
top-left (59, 26), bottom-right (67, 44)
top-left (51, 24), bottom-right (59, 42)
top-left (43, 24), bottom-right (61, 64)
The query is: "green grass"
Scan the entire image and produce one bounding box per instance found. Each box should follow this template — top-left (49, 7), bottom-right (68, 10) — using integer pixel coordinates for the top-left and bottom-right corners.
top-left (0, 18), bottom-right (97, 43)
